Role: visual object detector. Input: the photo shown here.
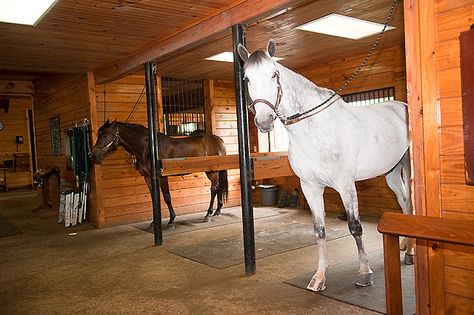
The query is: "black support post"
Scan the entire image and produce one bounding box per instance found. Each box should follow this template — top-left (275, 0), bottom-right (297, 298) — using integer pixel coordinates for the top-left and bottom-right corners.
top-left (145, 62), bottom-right (163, 246)
top-left (232, 24), bottom-right (256, 275)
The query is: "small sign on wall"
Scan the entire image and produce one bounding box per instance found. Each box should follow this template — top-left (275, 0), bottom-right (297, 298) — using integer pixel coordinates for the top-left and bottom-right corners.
top-left (49, 116), bottom-right (61, 156)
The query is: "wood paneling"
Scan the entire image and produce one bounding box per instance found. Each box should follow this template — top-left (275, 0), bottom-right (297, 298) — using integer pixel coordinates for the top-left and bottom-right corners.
top-left (0, 81), bottom-right (34, 95)
top-left (404, 0), bottom-right (474, 313)
top-left (0, 96), bottom-right (33, 188)
top-left (33, 74), bottom-right (91, 186)
top-left (92, 75), bottom-right (241, 226)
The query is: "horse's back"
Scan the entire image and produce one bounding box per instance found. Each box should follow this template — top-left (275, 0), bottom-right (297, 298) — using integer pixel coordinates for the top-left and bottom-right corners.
top-left (161, 132), bottom-right (226, 158)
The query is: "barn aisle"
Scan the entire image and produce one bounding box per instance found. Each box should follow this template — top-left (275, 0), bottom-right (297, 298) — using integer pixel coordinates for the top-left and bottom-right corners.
top-left (0, 189), bottom-right (385, 315)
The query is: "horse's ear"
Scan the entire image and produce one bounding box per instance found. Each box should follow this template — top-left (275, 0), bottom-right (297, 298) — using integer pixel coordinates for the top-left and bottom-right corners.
top-left (267, 40), bottom-right (276, 58)
top-left (105, 119), bottom-right (110, 126)
top-left (237, 44), bottom-right (249, 63)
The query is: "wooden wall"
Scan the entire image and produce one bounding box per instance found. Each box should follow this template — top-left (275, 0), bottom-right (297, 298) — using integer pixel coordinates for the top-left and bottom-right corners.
top-left (91, 76), bottom-right (240, 227)
top-left (33, 74), bottom-right (91, 185)
top-left (434, 0), bottom-right (474, 312)
top-left (0, 95), bottom-right (33, 188)
top-left (209, 80), bottom-right (242, 206)
top-left (404, 0), bottom-right (474, 313)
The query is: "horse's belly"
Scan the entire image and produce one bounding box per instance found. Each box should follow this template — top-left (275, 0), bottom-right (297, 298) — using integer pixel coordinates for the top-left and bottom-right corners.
top-left (354, 137), bottom-right (408, 180)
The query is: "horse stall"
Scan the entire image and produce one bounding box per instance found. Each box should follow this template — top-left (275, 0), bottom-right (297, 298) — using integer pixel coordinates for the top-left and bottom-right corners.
top-left (1, 1), bottom-right (474, 314)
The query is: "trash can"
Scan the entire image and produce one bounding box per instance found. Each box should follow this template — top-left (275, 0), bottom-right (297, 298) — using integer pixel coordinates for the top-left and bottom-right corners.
top-left (259, 184), bottom-right (279, 206)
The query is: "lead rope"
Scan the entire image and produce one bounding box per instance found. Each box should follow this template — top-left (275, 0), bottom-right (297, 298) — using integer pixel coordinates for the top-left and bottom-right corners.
top-left (101, 84), bottom-right (146, 153)
top-left (281, 0), bottom-right (398, 124)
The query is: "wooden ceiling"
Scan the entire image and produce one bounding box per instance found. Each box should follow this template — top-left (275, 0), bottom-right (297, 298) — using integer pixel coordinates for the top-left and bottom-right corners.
top-left (0, 0), bottom-right (404, 83)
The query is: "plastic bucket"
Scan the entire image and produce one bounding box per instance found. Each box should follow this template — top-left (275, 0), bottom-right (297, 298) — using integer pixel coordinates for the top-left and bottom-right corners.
top-left (259, 184), bottom-right (279, 206)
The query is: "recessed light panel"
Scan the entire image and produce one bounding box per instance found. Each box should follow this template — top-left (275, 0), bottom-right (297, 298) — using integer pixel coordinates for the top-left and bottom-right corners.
top-left (296, 13), bottom-right (395, 40)
top-left (204, 51), bottom-right (284, 63)
top-left (0, 0), bottom-right (58, 26)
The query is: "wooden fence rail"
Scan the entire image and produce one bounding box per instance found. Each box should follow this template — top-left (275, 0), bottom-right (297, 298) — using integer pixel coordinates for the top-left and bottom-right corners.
top-left (377, 212), bottom-right (474, 315)
top-left (160, 152), bottom-right (295, 180)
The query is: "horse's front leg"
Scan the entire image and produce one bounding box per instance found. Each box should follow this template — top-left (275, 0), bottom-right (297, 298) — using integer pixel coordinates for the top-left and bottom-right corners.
top-left (300, 181), bottom-right (328, 292)
top-left (339, 182), bottom-right (373, 287)
top-left (160, 177), bottom-right (176, 228)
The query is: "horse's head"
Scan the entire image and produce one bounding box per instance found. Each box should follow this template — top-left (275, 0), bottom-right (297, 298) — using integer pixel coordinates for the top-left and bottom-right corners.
top-left (238, 40), bottom-right (281, 133)
top-left (90, 119), bottom-right (120, 164)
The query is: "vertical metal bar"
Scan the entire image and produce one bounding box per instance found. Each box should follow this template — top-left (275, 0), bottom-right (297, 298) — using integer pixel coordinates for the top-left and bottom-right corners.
top-left (145, 62), bottom-right (163, 246)
top-left (232, 24), bottom-right (256, 275)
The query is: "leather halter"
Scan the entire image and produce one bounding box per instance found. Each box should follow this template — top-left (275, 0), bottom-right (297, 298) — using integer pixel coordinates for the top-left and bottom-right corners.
top-left (247, 69), bottom-right (340, 125)
top-left (247, 70), bottom-right (286, 123)
top-left (101, 130), bottom-right (120, 152)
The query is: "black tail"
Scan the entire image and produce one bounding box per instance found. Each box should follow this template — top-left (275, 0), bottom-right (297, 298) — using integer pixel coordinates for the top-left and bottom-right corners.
top-left (218, 170), bottom-right (229, 203)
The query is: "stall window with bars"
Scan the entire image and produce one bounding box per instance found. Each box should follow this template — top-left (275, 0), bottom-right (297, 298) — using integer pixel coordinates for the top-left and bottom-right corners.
top-left (342, 87), bottom-right (395, 106)
top-left (161, 77), bottom-right (205, 136)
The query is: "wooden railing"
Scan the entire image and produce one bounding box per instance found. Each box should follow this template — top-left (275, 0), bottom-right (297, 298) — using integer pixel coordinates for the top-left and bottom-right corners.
top-left (377, 212), bottom-right (474, 315)
top-left (160, 152), bottom-right (295, 180)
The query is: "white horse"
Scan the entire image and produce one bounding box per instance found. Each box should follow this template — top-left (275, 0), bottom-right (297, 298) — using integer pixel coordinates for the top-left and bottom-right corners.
top-left (238, 40), bottom-right (413, 291)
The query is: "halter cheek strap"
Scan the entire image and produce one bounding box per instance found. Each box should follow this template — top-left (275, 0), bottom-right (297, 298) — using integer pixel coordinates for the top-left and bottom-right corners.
top-left (101, 131), bottom-right (120, 152)
top-left (248, 70), bottom-right (286, 123)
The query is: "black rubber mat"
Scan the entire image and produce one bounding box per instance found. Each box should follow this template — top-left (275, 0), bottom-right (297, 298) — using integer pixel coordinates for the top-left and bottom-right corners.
top-left (0, 214), bottom-right (22, 237)
top-left (285, 250), bottom-right (415, 314)
top-left (168, 221), bottom-right (349, 269)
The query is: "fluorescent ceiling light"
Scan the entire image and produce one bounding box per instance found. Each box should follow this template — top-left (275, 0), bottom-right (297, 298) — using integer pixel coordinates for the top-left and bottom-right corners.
top-left (296, 13), bottom-right (395, 40)
top-left (0, 0), bottom-right (58, 26)
top-left (204, 51), bottom-right (284, 63)
top-left (205, 52), bottom-right (235, 63)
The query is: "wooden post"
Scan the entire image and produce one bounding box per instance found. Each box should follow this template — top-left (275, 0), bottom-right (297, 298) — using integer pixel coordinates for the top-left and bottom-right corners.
top-left (403, 0), bottom-right (442, 313)
top-left (87, 72), bottom-right (106, 228)
top-left (156, 76), bottom-right (164, 133)
top-left (203, 80), bottom-right (214, 133)
top-left (383, 234), bottom-right (403, 315)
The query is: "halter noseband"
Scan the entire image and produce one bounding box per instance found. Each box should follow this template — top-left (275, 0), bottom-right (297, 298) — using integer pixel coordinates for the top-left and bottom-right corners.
top-left (247, 70), bottom-right (286, 123)
top-left (101, 130), bottom-right (120, 152)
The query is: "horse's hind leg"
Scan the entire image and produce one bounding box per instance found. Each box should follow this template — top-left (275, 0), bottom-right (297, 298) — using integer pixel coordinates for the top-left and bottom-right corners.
top-left (300, 181), bottom-right (329, 292)
top-left (203, 172), bottom-right (218, 222)
top-left (339, 182), bottom-right (374, 287)
top-left (385, 150), bottom-right (414, 264)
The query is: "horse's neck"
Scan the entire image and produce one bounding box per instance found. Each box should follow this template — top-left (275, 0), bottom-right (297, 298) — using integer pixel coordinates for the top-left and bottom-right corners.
top-left (278, 65), bottom-right (342, 113)
top-left (117, 124), bottom-right (149, 159)
top-left (277, 65), bottom-right (346, 136)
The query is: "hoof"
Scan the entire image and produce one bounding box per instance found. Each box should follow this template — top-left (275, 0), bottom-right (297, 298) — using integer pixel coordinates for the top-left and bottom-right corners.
top-left (355, 272), bottom-right (374, 287)
top-left (404, 253), bottom-right (414, 265)
top-left (203, 215), bottom-right (212, 223)
top-left (306, 276), bottom-right (326, 292)
top-left (400, 237), bottom-right (408, 251)
top-left (212, 211), bottom-right (221, 217)
top-left (167, 224), bottom-right (175, 230)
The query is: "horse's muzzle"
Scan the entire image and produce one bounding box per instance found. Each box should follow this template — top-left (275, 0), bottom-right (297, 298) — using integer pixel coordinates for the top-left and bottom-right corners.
top-left (254, 116), bottom-right (274, 133)
top-left (90, 149), bottom-right (105, 164)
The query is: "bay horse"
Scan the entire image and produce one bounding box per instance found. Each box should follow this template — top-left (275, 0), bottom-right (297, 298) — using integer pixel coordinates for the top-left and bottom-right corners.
top-left (238, 41), bottom-right (413, 291)
top-left (90, 120), bottom-right (229, 227)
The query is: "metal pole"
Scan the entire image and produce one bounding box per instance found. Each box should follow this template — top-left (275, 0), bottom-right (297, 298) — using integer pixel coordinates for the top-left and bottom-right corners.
top-left (232, 24), bottom-right (256, 275)
top-left (145, 62), bottom-right (163, 246)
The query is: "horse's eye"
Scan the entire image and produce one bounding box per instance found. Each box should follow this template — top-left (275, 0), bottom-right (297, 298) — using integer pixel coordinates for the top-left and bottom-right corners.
top-left (272, 71), bottom-right (278, 78)
top-left (243, 76), bottom-right (249, 83)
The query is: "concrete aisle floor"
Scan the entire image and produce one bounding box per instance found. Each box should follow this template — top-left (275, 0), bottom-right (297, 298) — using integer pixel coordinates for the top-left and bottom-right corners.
top-left (0, 189), bottom-right (383, 315)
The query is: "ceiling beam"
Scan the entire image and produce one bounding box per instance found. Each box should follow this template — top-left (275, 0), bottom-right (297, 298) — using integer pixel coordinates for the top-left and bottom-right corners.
top-left (94, 0), bottom-right (308, 84)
